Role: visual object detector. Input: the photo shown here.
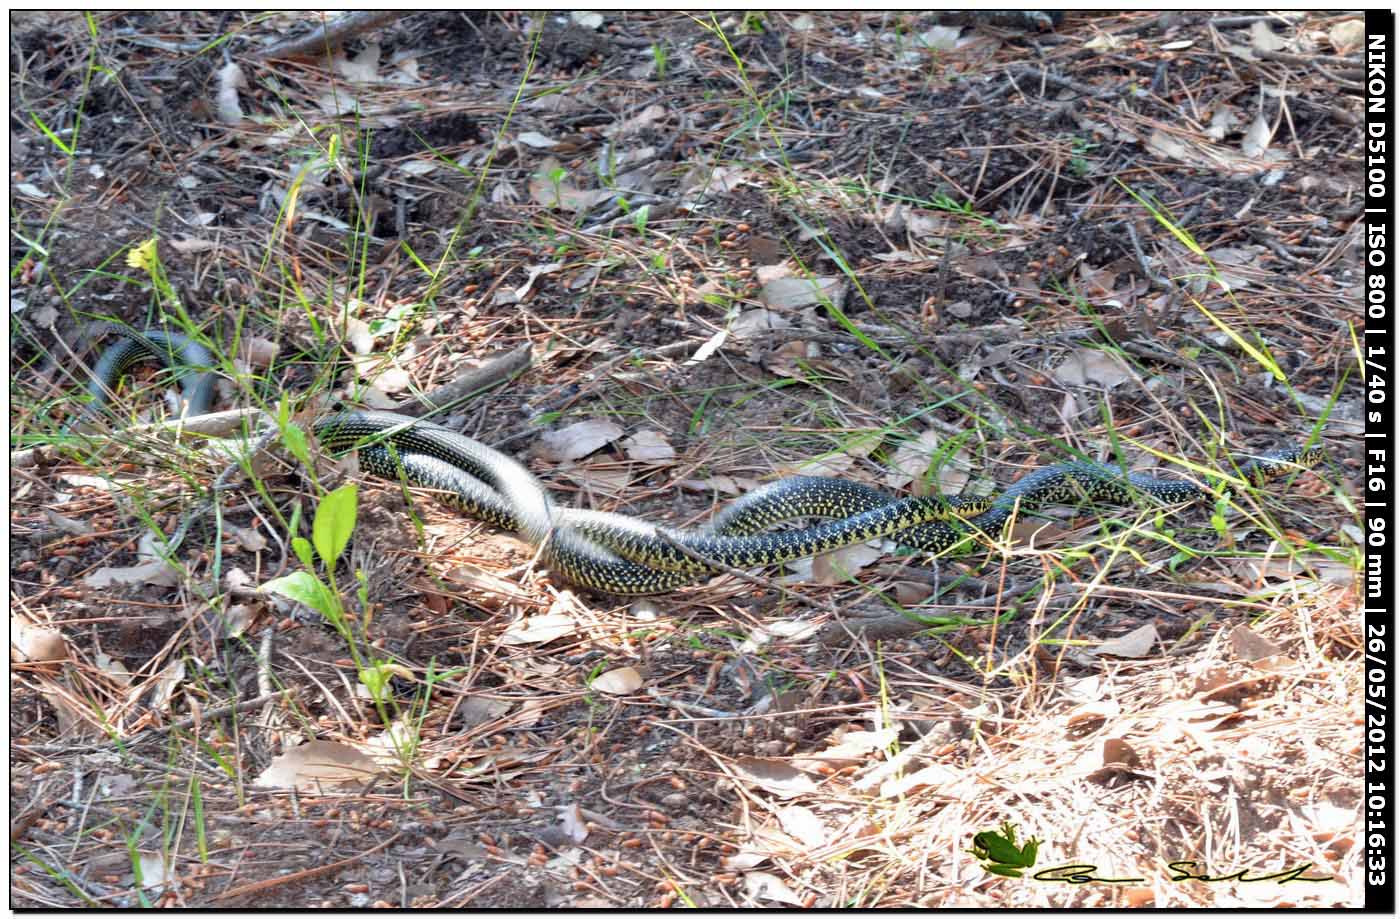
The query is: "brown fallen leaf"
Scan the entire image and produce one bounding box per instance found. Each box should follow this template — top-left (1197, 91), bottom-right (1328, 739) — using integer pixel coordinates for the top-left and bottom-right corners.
top-left (729, 756), bottom-right (820, 799)
top-left (590, 666), bottom-right (644, 695)
top-left (536, 419), bottom-right (624, 462)
top-left (254, 739), bottom-right (383, 792)
top-left (1094, 623), bottom-right (1159, 659)
top-left (500, 614), bottom-right (577, 646)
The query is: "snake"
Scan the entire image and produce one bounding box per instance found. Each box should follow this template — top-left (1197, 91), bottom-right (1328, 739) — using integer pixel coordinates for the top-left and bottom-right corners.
top-left (73, 328), bottom-right (1327, 595)
top-left (81, 327), bottom-right (217, 419)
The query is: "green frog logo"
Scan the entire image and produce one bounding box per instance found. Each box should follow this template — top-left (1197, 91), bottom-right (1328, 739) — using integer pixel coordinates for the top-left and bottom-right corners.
top-left (968, 821), bottom-right (1041, 878)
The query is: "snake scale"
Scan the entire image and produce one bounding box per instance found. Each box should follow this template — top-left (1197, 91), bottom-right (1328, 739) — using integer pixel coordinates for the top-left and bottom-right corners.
top-left (77, 328), bottom-right (1326, 595)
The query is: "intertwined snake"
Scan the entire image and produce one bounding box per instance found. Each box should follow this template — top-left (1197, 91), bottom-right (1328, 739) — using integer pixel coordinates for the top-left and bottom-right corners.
top-left (77, 329), bottom-right (1326, 595)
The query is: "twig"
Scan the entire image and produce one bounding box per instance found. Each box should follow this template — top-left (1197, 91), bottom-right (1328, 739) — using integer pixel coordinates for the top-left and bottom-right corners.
top-left (248, 10), bottom-right (403, 61)
top-left (130, 691), bottom-right (286, 747)
top-left (211, 832), bottom-right (402, 901)
top-left (816, 577), bottom-right (1063, 644)
top-left (1125, 221), bottom-right (1176, 290)
top-left (12, 408), bottom-right (262, 468)
top-left (390, 343), bottom-right (533, 416)
top-left (1208, 14), bottom-right (1305, 29)
top-left (1005, 64), bottom-right (1119, 101)
top-left (648, 690), bottom-right (740, 720)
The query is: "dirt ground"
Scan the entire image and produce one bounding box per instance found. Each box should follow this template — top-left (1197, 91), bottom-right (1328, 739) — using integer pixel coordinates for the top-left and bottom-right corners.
top-left (10, 10), bottom-right (1364, 908)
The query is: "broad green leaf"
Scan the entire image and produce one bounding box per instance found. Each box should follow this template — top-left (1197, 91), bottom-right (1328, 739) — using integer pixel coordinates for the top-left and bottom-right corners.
top-left (262, 570), bottom-right (336, 617)
top-left (314, 483), bottom-right (358, 565)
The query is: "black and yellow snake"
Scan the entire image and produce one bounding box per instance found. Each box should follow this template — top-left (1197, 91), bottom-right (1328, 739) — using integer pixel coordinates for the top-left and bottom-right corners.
top-left (76, 328), bottom-right (1326, 595)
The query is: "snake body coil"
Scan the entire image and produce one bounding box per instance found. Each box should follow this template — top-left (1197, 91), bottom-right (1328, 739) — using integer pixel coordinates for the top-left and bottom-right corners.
top-left (84, 328), bottom-right (216, 418)
top-left (79, 330), bottom-right (1326, 595)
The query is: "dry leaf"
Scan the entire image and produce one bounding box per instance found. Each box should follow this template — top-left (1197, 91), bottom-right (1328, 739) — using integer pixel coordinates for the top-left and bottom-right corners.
top-left (763, 339), bottom-right (818, 378)
top-left (731, 308), bottom-right (793, 341)
top-left (884, 428), bottom-right (970, 494)
top-left (1207, 106), bottom-right (1239, 141)
top-left (1085, 32), bottom-right (1127, 51)
top-left (254, 739), bottom-right (382, 791)
top-left (11, 613), bottom-right (67, 663)
top-left (785, 454), bottom-right (853, 478)
top-left (223, 603), bottom-right (257, 638)
top-left (336, 303), bottom-right (376, 354)
top-left (1329, 19), bottom-right (1363, 53)
top-left (500, 613), bottom-right (577, 646)
top-left (517, 131), bottom-right (559, 149)
top-left (96, 651), bottom-right (132, 684)
top-left (1101, 737), bottom-right (1141, 768)
top-left (1065, 699), bottom-right (1121, 730)
top-left (514, 260), bottom-right (564, 299)
top-left (1241, 112), bottom-right (1272, 158)
top-left (229, 524), bottom-right (268, 552)
top-left (1146, 128), bottom-right (1190, 162)
top-left (453, 696), bottom-right (513, 729)
top-left (83, 556), bottom-right (180, 588)
top-left (893, 580), bottom-right (934, 606)
top-left (755, 263), bottom-right (792, 285)
top-left (878, 762), bottom-right (962, 798)
top-left (137, 852), bottom-right (174, 890)
top-left (811, 543), bottom-right (882, 584)
top-left (557, 802), bottom-right (590, 842)
top-left (1053, 348), bottom-right (1135, 388)
top-left (730, 757), bottom-right (820, 798)
top-left (536, 419), bottom-right (624, 462)
top-left (1229, 625), bottom-right (1282, 662)
top-left (168, 236), bottom-right (216, 254)
top-left (238, 336), bottom-right (280, 368)
top-left (605, 103), bottom-right (666, 137)
top-left (335, 42), bottom-right (381, 82)
top-left (146, 660), bottom-right (186, 713)
top-left (44, 509), bottom-right (92, 535)
top-left (529, 157), bottom-right (612, 212)
top-left (776, 805), bottom-right (827, 848)
top-left (590, 666), bottom-right (643, 695)
top-left (791, 726), bottom-right (899, 771)
top-left (1095, 624), bottom-right (1159, 659)
top-left (620, 430), bottom-right (676, 464)
top-left (1248, 20), bottom-right (1288, 53)
top-left (444, 564), bottom-right (534, 602)
top-left (215, 62), bottom-right (246, 124)
top-left (565, 464), bottom-right (632, 499)
top-left (1204, 245), bottom-right (1264, 291)
top-left (722, 849), bottom-right (770, 870)
top-left (743, 871), bottom-right (804, 906)
top-left (368, 364), bottom-right (413, 394)
top-left (678, 475), bottom-right (752, 496)
top-left (759, 276), bottom-right (844, 310)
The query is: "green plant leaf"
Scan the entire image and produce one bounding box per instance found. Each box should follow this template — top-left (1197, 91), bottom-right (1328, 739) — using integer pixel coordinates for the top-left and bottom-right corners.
top-left (262, 570), bottom-right (337, 618)
top-left (359, 662), bottom-right (393, 702)
top-left (292, 536), bottom-right (313, 570)
top-left (314, 483), bottom-right (359, 565)
top-left (1190, 298), bottom-right (1285, 381)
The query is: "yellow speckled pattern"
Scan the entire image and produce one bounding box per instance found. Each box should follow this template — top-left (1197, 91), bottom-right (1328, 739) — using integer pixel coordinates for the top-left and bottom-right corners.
top-left (317, 412), bottom-right (1325, 595)
top-left (80, 331), bottom-right (1327, 596)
